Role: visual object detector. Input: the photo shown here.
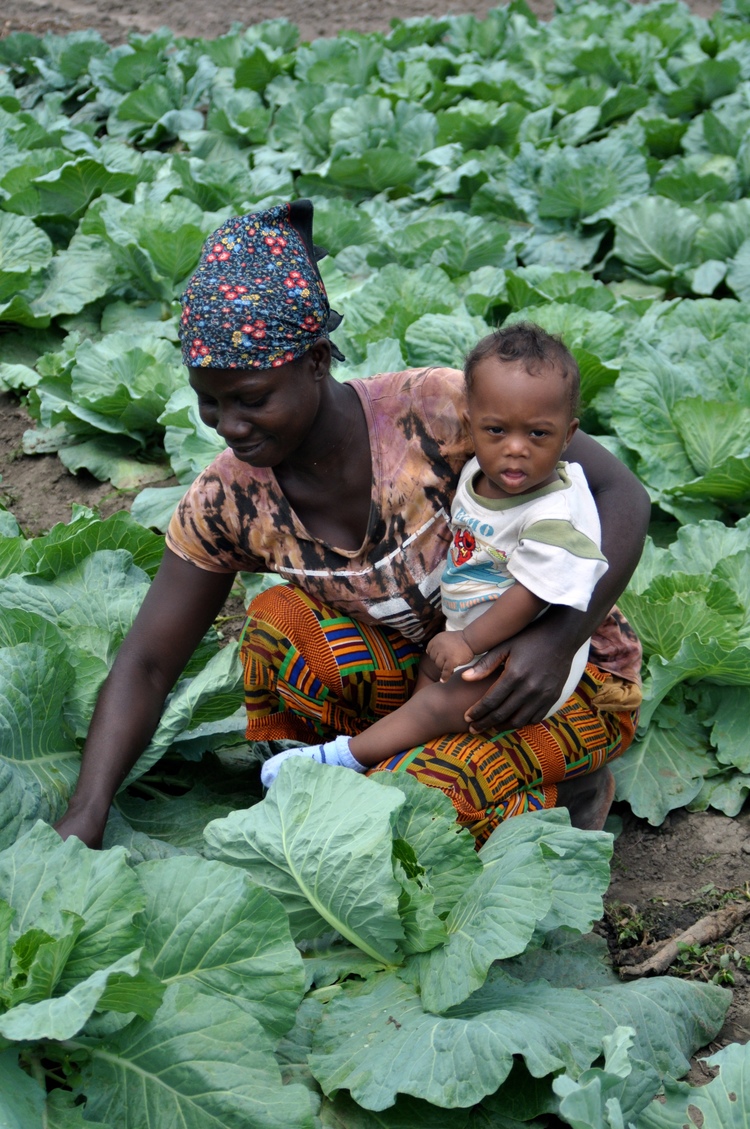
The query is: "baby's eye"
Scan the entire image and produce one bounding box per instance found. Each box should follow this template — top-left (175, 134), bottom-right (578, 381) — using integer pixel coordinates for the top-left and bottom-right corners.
top-left (487, 426), bottom-right (504, 435)
top-left (530, 429), bottom-right (548, 438)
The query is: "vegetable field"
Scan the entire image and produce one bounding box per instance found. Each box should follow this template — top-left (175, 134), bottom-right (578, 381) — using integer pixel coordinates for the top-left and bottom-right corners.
top-left (1, 0), bottom-right (749, 1124)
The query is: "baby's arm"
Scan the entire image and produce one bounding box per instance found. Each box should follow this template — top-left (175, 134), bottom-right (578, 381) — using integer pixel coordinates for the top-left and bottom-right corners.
top-left (427, 583), bottom-right (546, 681)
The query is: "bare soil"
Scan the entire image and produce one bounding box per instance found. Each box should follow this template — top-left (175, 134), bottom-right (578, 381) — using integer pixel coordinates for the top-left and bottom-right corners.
top-left (1, 0), bottom-right (747, 1085)
top-left (0, 0), bottom-right (722, 45)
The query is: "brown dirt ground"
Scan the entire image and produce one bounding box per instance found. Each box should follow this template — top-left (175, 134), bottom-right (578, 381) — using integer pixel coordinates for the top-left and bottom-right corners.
top-left (0, 0), bottom-right (723, 45)
top-left (1, 0), bottom-right (747, 1088)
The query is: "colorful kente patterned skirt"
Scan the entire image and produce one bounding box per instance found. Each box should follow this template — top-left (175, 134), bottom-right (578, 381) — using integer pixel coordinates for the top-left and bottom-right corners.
top-left (240, 585), bottom-right (639, 847)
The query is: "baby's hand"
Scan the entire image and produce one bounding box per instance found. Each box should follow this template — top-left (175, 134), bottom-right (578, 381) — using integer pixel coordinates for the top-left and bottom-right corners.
top-left (426, 631), bottom-right (475, 681)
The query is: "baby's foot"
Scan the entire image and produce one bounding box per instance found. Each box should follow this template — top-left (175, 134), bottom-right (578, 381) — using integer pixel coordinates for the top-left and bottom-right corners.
top-left (260, 734), bottom-right (365, 788)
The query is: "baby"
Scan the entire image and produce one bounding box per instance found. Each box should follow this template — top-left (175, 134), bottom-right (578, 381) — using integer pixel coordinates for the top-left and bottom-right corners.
top-left (261, 322), bottom-right (608, 785)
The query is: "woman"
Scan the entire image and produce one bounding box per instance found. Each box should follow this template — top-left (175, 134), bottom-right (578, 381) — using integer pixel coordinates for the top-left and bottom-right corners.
top-left (55, 201), bottom-right (647, 850)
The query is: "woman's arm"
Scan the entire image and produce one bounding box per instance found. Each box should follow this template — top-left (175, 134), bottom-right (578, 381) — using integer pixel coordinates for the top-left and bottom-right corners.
top-left (54, 548), bottom-right (235, 848)
top-left (462, 432), bottom-right (650, 731)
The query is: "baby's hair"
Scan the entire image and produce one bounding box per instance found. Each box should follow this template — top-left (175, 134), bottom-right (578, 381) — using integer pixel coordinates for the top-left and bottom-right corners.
top-left (464, 321), bottom-right (580, 416)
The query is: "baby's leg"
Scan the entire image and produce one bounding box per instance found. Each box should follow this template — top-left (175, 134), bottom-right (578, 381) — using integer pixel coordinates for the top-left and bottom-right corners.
top-left (260, 669), bottom-right (496, 786)
top-left (414, 651), bottom-right (441, 692)
top-left (349, 670), bottom-right (494, 764)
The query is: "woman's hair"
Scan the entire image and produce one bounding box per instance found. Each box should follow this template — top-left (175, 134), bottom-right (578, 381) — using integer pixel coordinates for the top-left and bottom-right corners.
top-left (464, 322), bottom-right (580, 415)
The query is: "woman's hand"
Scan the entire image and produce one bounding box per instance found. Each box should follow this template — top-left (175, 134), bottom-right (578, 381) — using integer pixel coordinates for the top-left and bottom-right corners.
top-left (426, 630), bottom-right (475, 681)
top-left (461, 613), bottom-right (572, 731)
top-left (54, 806), bottom-right (108, 851)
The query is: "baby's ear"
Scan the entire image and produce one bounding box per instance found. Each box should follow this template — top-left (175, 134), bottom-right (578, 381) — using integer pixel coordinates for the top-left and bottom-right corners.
top-left (563, 417), bottom-right (579, 449)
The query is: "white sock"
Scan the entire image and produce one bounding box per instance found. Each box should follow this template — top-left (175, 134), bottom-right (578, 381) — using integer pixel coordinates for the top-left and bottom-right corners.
top-left (260, 735), bottom-right (365, 788)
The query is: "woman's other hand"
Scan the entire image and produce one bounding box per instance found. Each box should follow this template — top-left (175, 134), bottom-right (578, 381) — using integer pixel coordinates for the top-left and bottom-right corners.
top-left (53, 807), bottom-right (108, 850)
top-left (461, 614), bottom-right (571, 731)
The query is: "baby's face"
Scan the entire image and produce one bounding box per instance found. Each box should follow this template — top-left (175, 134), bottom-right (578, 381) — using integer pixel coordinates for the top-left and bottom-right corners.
top-left (465, 357), bottom-right (578, 499)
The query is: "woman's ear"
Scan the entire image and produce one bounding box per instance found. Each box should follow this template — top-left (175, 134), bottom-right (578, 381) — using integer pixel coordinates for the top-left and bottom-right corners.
top-left (309, 338), bottom-right (332, 381)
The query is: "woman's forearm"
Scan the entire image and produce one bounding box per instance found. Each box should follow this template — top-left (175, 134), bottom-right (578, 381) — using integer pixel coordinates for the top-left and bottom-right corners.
top-left (567, 430), bottom-right (651, 641)
top-left (55, 549), bottom-right (235, 847)
top-left (56, 653), bottom-right (176, 843)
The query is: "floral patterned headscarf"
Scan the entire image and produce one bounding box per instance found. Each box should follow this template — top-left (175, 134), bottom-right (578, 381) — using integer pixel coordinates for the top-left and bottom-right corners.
top-left (179, 200), bottom-right (343, 369)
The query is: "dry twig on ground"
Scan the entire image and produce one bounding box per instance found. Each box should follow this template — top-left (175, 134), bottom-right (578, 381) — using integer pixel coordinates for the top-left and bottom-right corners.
top-left (618, 900), bottom-right (750, 979)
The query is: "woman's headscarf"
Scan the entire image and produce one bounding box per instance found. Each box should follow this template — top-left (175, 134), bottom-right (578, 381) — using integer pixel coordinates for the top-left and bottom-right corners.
top-left (179, 200), bottom-right (343, 369)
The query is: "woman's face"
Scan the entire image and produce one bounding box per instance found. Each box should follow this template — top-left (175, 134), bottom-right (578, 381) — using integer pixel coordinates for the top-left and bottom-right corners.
top-left (188, 351), bottom-right (325, 467)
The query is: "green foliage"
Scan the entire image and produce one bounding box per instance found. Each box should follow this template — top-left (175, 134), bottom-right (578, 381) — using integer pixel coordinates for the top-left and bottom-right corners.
top-left (1, 5), bottom-right (750, 1122)
top-left (0, 511), bottom-right (246, 845)
top-left (636, 1041), bottom-right (750, 1127)
top-left (0, 779), bottom-right (726, 1126)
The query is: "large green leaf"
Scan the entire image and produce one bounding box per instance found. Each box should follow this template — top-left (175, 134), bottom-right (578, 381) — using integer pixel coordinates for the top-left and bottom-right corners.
top-left (612, 709), bottom-right (711, 824)
top-left (28, 331), bottom-right (183, 451)
top-left (698, 685), bottom-right (750, 772)
top-left (57, 436), bottom-right (169, 490)
top-left (404, 307), bottom-right (488, 368)
top-left (0, 509), bottom-right (164, 581)
top-left (204, 760), bottom-right (407, 962)
top-left (328, 149), bottom-right (420, 193)
top-left (129, 484), bottom-right (188, 532)
top-left (0, 212), bottom-right (52, 275)
top-left (10, 158), bottom-right (137, 220)
top-left (672, 398), bottom-right (750, 479)
top-left (588, 977), bottom-right (729, 1082)
top-left (129, 643), bottom-right (244, 783)
top-left (67, 333), bottom-right (182, 441)
top-left (412, 839), bottom-right (551, 1013)
top-left (77, 982), bottom-right (316, 1129)
top-left (0, 549), bottom-right (149, 672)
top-left (0, 1048), bottom-right (45, 1128)
top-left (479, 809), bottom-right (613, 934)
top-left (372, 773), bottom-right (482, 919)
top-left (619, 572), bottom-right (742, 660)
top-left (310, 968), bottom-right (603, 1110)
top-left (608, 342), bottom-right (700, 498)
top-left (338, 263), bottom-right (457, 355)
top-left (82, 194), bottom-right (212, 298)
top-left (0, 824), bottom-right (144, 988)
top-left (612, 198), bottom-right (701, 279)
top-left (537, 137), bottom-right (649, 223)
top-left (635, 1041), bottom-right (750, 1128)
top-left (0, 950), bottom-right (143, 1042)
top-left (644, 636), bottom-right (750, 725)
top-left (0, 647), bottom-right (80, 846)
top-left (30, 234), bottom-right (117, 318)
top-left (670, 452), bottom-right (750, 504)
top-left (138, 855), bottom-right (305, 1038)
